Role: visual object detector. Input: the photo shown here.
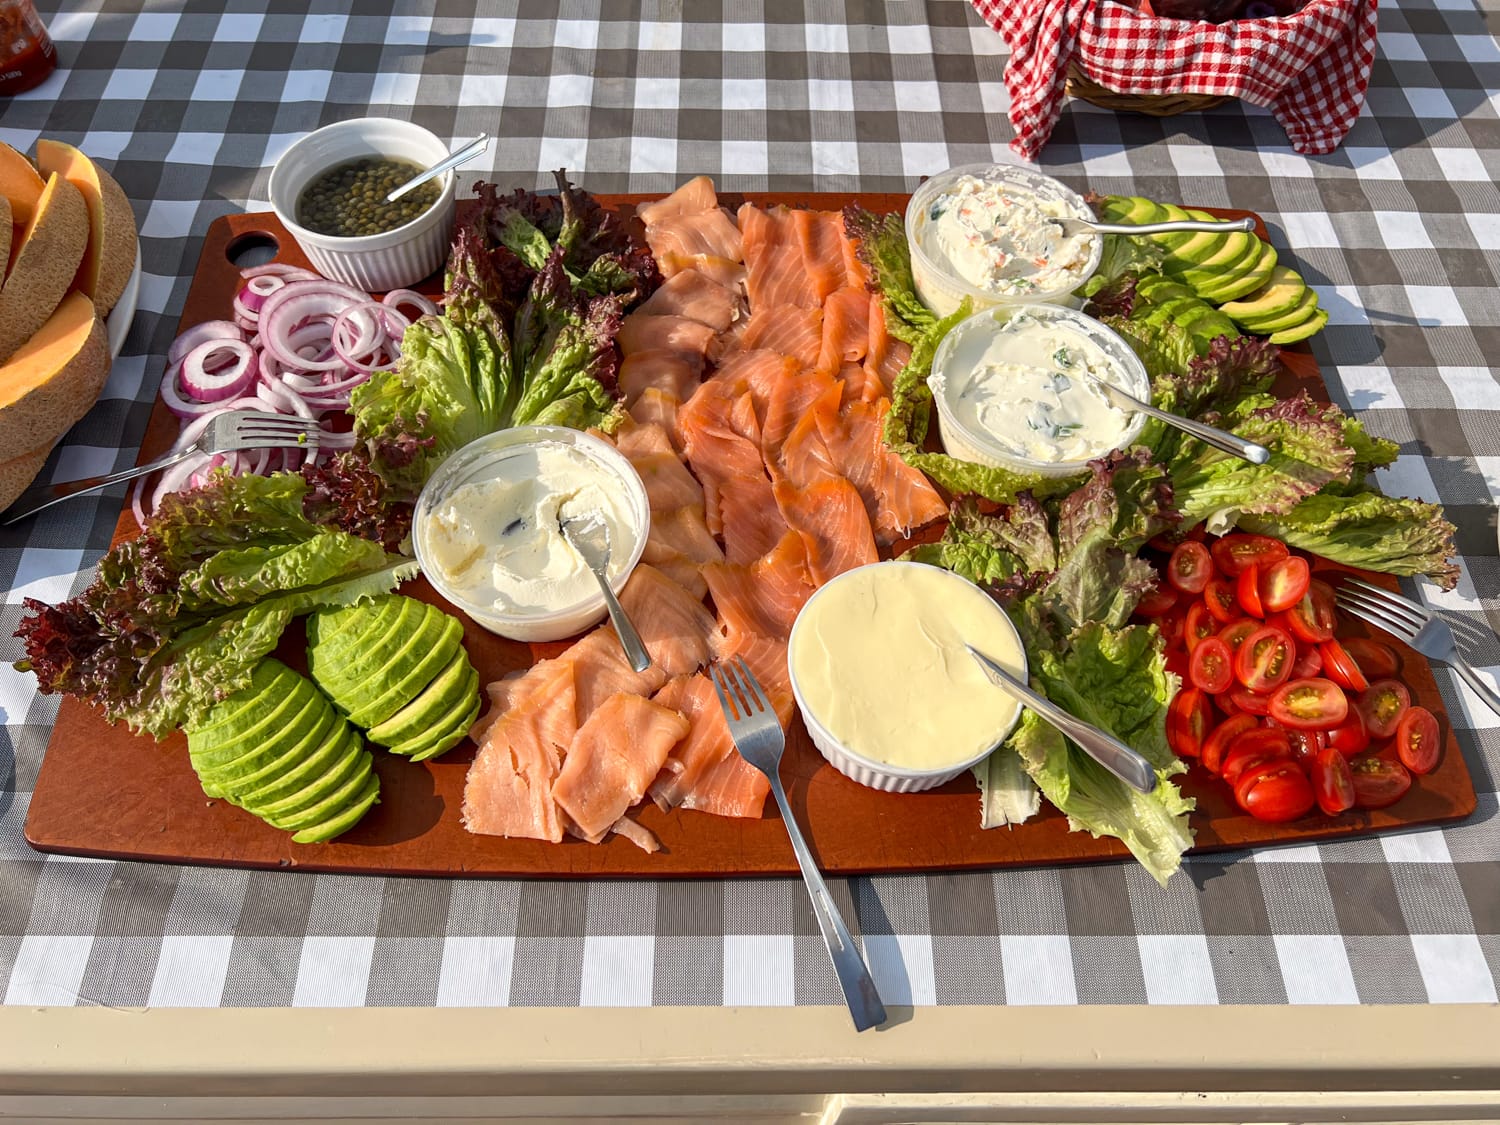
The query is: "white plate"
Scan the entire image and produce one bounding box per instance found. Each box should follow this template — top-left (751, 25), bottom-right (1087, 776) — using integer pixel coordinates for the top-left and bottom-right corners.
top-left (105, 245), bottom-right (141, 360)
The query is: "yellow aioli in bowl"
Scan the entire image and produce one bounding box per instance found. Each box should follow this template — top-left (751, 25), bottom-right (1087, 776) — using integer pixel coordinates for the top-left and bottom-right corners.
top-left (789, 563), bottom-right (1026, 772)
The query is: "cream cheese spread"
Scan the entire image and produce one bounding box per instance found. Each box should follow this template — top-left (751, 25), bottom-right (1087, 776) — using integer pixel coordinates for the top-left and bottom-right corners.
top-left (418, 442), bottom-right (636, 616)
top-left (920, 174), bottom-right (1096, 297)
top-left (790, 563), bottom-right (1025, 772)
top-left (941, 310), bottom-right (1134, 464)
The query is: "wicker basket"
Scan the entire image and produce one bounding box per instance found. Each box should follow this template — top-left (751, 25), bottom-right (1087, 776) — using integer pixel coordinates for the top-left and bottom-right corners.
top-left (1065, 63), bottom-right (1230, 115)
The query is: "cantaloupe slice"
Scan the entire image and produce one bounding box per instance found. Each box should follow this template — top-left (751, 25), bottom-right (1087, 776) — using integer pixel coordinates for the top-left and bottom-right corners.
top-left (35, 139), bottom-right (138, 316)
top-left (0, 172), bottom-right (88, 363)
top-left (0, 291), bottom-right (109, 455)
top-left (0, 141), bottom-right (44, 227)
top-left (0, 441), bottom-right (54, 512)
top-left (0, 195), bottom-right (11, 274)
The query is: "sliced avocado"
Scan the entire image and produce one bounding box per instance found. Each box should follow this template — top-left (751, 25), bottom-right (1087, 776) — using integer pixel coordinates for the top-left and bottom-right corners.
top-left (291, 772), bottom-right (381, 845)
top-left (387, 664), bottom-right (481, 761)
top-left (1135, 275), bottom-right (1196, 305)
top-left (200, 702), bottom-right (339, 795)
top-left (1218, 264), bottom-right (1308, 325)
top-left (304, 600), bottom-right (405, 687)
top-left (222, 709), bottom-right (348, 806)
top-left (332, 605), bottom-right (456, 727)
top-left (345, 611), bottom-right (464, 729)
top-left (1197, 242), bottom-right (1278, 303)
top-left (1238, 287), bottom-right (1321, 335)
top-left (1167, 234), bottom-right (1263, 294)
top-left (1269, 308), bottom-right (1328, 345)
top-left (188, 675), bottom-right (319, 771)
top-left (266, 750), bottom-right (376, 832)
top-left (1169, 225), bottom-right (1255, 278)
top-left (366, 644), bottom-right (473, 746)
top-left (194, 687), bottom-right (329, 788)
top-left (310, 597), bottom-right (425, 699)
top-left (251, 729), bottom-right (368, 821)
top-left (1159, 229), bottom-right (1229, 270)
top-left (1118, 196), bottom-right (1172, 226)
top-left (1097, 195), bottom-right (1135, 221)
top-left (305, 598), bottom-right (388, 663)
top-left (185, 659), bottom-right (301, 745)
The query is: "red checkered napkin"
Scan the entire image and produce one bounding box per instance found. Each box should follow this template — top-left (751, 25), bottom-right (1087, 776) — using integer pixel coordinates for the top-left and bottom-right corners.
top-left (972, 0), bottom-right (1379, 161)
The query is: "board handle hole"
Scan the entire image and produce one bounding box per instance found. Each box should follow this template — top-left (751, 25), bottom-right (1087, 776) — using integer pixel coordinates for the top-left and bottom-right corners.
top-left (225, 231), bottom-right (281, 269)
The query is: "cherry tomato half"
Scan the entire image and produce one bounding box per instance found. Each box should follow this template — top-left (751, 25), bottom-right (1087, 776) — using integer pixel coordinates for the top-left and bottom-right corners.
top-left (1236, 563), bottom-right (1266, 618)
top-left (1319, 639), bottom-right (1370, 694)
top-left (1189, 637), bottom-right (1234, 695)
top-left (1166, 687), bottom-right (1213, 759)
top-left (1136, 584), bottom-right (1179, 617)
top-left (1201, 712), bottom-right (1259, 775)
top-left (1168, 540), bottom-right (1214, 595)
top-left (1342, 638), bottom-right (1399, 680)
top-left (1285, 727), bottom-right (1327, 768)
top-left (1234, 625), bottom-right (1295, 693)
top-left (1355, 679), bottom-right (1411, 740)
top-left (1184, 602), bottom-right (1217, 652)
top-left (1312, 746), bottom-right (1356, 816)
top-left (1235, 761), bottom-right (1315, 822)
top-left (1395, 705), bottom-right (1441, 775)
top-left (1217, 619), bottom-right (1259, 654)
top-left (1221, 727), bottom-right (1293, 788)
top-left (1230, 685), bottom-right (1273, 716)
top-left (1259, 555), bottom-right (1311, 614)
top-left (1267, 677), bottom-right (1350, 731)
top-left (1291, 641), bottom-right (1324, 679)
top-left (1211, 533), bottom-right (1289, 578)
top-left (1326, 710), bottom-right (1370, 756)
top-left (1283, 580), bottom-right (1338, 644)
top-left (1350, 756), bottom-right (1413, 809)
top-left (1203, 578), bottom-right (1241, 625)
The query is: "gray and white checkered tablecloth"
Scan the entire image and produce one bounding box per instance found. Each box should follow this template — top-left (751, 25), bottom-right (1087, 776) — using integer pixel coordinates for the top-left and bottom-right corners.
top-left (1, 0), bottom-right (1497, 1009)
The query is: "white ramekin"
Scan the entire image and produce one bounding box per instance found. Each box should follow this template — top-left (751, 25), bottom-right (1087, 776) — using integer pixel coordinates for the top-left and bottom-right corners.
top-left (268, 117), bottom-right (457, 292)
top-left (905, 161), bottom-right (1102, 317)
top-left (928, 302), bottom-right (1152, 480)
top-left (787, 561), bottom-right (1028, 794)
top-left (412, 427), bottom-right (651, 643)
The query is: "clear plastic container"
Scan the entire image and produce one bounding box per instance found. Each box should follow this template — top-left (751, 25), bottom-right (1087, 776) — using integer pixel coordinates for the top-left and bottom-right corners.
top-left (787, 561), bottom-right (1027, 794)
top-left (928, 303), bottom-right (1151, 480)
top-left (905, 162), bottom-right (1102, 317)
top-left (268, 117), bottom-right (457, 292)
top-left (412, 427), bottom-right (651, 643)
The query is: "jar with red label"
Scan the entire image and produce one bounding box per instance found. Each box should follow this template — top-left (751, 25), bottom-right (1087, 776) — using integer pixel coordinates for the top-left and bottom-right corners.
top-left (0, 0), bottom-right (56, 96)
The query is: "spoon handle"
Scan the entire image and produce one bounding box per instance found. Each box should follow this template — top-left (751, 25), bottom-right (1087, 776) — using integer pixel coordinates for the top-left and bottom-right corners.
top-left (593, 568), bottom-right (653, 673)
top-left (386, 133), bottom-right (491, 203)
top-left (1088, 217), bottom-right (1257, 235)
top-left (1092, 379), bottom-right (1271, 466)
top-left (966, 646), bottom-right (1157, 794)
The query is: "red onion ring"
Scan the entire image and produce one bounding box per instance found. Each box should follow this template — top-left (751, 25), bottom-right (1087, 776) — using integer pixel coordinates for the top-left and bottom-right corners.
top-left (382, 289), bottom-right (438, 319)
top-left (179, 339), bottom-right (256, 402)
top-left (167, 320), bottom-right (244, 366)
top-left (240, 263), bottom-right (322, 282)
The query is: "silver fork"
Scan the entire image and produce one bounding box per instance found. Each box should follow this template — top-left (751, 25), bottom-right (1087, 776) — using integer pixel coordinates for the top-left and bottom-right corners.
top-left (710, 656), bottom-right (888, 1032)
top-left (1335, 577), bottom-right (1500, 720)
top-left (3, 410), bottom-right (318, 524)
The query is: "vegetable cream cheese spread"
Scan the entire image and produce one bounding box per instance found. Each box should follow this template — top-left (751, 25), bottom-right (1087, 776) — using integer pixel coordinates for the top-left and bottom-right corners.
top-left (790, 563), bottom-right (1025, 772)
top-left (418, 442), bottom-right (636, 616)
top-left (938, 309), bottom-right (1135, 465)
top-left (919, 174), bottom-right (1096, 297)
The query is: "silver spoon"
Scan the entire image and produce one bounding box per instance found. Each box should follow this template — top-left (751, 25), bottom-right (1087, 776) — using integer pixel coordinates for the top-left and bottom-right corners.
top-left (966, 645), bottom-right (1157, 794)
top-left (560, 512), bottom-right (653, 673)
top-left (1078, 370), bottom-right (1271, 465)
top-left (385, 133), bottom-right (491, 203)
top-left (1053, 215), bottom-right (1257, 239)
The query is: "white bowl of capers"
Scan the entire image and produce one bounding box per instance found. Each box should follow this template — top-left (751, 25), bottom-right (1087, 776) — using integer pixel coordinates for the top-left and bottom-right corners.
top-left (269, 116), bottom-right (457, 292)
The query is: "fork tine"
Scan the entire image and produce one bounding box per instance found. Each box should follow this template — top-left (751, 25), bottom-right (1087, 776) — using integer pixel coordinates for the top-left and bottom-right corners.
top-left (1335, 595), bottom-right (1418, 641)
top-left (708, 663), bottom-right (740, 722)
top-left (1342, 577), bottom-right (1430, 620)
top-left (721, 659), bottom-right (758, 719)
top-left (1336, 588), bottom-right (1424, 633)
top-left (733, 656), bottom-right (771, 714)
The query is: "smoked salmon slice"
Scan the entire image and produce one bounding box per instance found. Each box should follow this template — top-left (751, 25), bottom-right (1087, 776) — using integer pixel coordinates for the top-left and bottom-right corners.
top-left (636, 268), bottom-right (741, 332)
top-left (627, 387), bottom-right (684, 443)
top-left (738, 204), bottom-right (821, 310)
top-left (758, 364), bottom-right (841, 462)
top-left (735, 307), bottom-right (823, 371)
top-left (616, 313), bottom-right (717, 361)
top-left (816, 398), bottom-right (947, 545)
top-left (636, 174), bottom-right (718, 227)
top-left (620, 350), bottom-right (702, 403)
top-left (648, 674), bottom-right (769, 818)
top-left (703, 529), bottom-right (814, 644)
top-left (551, 692), bottom-right (690, 843)
top-left (816, 286), bottom-right (872, 376)
top-left (616, 563), bottom-right (721, 675)
top-left (656, 252), bottom-right (747, 293)
top-left (614, 421), bottom-right (706, 513)
top-left (645, 209), bottom-right (744, 270)
top-left (716, 472), bottom-right (789, 565)
top-left (773, 476), bottom-right (879, 585)
top-left (793, 210), bottom-right (851, 304)
top-left (462, 659), bottom-right (576, 842)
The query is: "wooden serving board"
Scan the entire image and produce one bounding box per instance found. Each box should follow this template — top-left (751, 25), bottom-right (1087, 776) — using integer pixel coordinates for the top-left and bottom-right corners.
top-left (24, 195), bottom-right (1477, 878)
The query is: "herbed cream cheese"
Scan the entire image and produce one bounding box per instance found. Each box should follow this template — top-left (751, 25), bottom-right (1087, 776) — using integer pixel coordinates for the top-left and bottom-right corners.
top-left (790, 564), bottom-right (1025, 772)
top-left (418, 442), bottom-right (636, 617)
top-left (919, 174), bottom-right (1096, 297)
top-left (941, 310), bottom-right (1135, 464)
